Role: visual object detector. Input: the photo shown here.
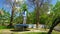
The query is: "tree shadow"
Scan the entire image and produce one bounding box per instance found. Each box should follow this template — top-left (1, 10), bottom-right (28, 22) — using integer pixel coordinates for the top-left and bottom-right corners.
top-left (10, 29), bottom-right (30, 32)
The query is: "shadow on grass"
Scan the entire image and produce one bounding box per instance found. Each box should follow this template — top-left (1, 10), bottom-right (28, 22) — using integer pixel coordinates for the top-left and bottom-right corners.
top-left (10, 30), bottom-right (30, 32)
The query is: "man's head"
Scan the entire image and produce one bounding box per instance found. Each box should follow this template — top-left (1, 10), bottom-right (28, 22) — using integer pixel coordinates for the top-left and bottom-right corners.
top-left (24, 9), bottom-right (27, 11)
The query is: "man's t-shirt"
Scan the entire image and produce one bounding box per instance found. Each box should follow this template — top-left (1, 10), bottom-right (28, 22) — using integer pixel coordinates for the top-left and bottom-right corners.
top-left (23, 11), bottom-right (27, 16)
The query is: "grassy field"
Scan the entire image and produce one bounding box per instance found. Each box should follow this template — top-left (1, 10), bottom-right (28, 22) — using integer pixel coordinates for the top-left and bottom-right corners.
top-left (0, 26), bottom-right (60, 34)
top-left (0, 29), bottom-right (60, 34)
top-left (21, 32), bottom-right (60, 34)
top-left (22, 32), bottom-right (47, 34)
top-left (13, 31), bottom-right (60, 34)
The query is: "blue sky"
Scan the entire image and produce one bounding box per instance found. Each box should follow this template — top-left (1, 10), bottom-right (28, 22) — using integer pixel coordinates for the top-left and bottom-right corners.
top-left (51, 0), bottom-right (57, 5)
top-left (0, 0), bottom-right (12, 13)
top-left (0, 0), bottom-right (57, 13)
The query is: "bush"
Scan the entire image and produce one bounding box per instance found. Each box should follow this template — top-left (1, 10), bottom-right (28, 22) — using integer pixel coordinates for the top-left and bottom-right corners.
top-left (7, 25), bottom-right (14, 29)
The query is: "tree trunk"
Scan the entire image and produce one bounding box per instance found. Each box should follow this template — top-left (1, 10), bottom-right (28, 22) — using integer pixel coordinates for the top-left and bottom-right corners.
top-left (48, 18), bottom-right (60, 34)
top-left (8, 0), bottom-right (16, 27)
top-left (36, 7), bottom-right (39, 28)
top-left (35, 0), bottom-right (43, 28)
top-left (48, 24), bottom-right (55, 34)
top-left (35, 0), bottom-right (39, 29)
top-left (9, 8), bottom-right (14, 26)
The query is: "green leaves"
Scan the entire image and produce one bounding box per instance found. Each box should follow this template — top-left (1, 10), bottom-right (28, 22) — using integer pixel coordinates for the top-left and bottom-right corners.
top-left (52, 1), bottom-right (60, 17)
top-left (0, 9), bottom-right (10, 25)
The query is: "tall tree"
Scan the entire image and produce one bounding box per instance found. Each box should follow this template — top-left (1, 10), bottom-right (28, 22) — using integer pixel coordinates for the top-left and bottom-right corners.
top-left (48, 1), bottom-right (60, 34)
top-left (6, 0), bottom-right (24, 26)
top-left (28, 0), bottom-right (51, 28)
top-left (8, 0), bottom-right (16, 27)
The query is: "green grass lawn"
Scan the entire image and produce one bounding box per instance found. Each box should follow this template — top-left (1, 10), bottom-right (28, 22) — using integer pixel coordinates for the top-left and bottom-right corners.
top-left (22, 32), bottom-right (60, 34)
top-left (0, 26), bottom-right (14, 29)
top-left (0, 26), bottom-right (7, 29)
top-left (0, 32), bottom-right (60, 34)
top-left (22, 32), bottom-right (47, 34)
top-left (22, 31), bottom-right (60, 34)
top-left (0, 26), bottom-right (60, 34)
top-left (52, 31), bottom-right (60, 34)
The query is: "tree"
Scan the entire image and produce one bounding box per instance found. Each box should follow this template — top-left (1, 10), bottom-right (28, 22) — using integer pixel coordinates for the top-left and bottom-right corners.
top-left (48, 16), bottom-right (60, 34)
top-left (8, 0), bottom-right (16, 27)
top-left (48, 1), bottom-right (60, 34)
top-left (5, 0), bottom-right (25, 27)
top-left (0, 8), bottom-right (10, 25)
top-left (28, 0), bottom-right (51, 28)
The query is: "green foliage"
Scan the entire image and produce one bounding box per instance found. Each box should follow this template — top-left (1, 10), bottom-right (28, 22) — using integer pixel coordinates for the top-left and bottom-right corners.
top-left (0, 9), bottom-right (10, 25)
top-left (52, 1), bottom-right (60, 16)
top-left (40, 14), bottom-right (48, 24)
top-left (22, 3), bottom-right (27, 11)
top-left (0, 26), bottom-right (7, 29)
